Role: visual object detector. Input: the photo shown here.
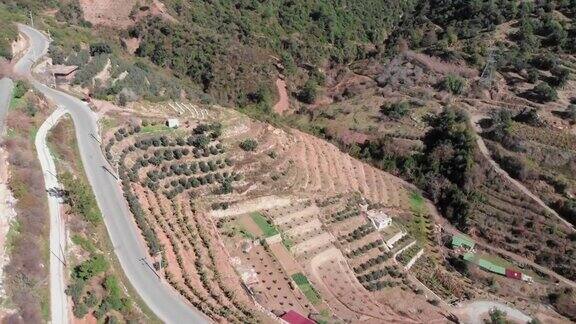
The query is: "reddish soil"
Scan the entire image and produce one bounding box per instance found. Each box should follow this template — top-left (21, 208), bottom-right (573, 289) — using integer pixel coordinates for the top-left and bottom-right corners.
top-left (273, 78), bottom-right (289, 115)
top-left (72, 312), bottom-right (97, 324)
top-left (79, 0), bottom-right (136, 28)
top-left (79, 0), bottom-right (175, 28)
top-left (237, 214), bottom-right (264, 237)
top-left (268, 243), bottom-right (301, 276)
top-left (240, 245), bottom-right (313, 315)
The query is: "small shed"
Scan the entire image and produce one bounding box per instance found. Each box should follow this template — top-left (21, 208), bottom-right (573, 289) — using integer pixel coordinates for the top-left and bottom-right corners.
top-left (50, 64), bottom-right (78, 82)
top-left (521, 273), bottom-right (533, 283)
top-left (451, 235), bottom-right (475, 250)
top-left (367, 210), bottom-right (392, 230)
top-left (281, 310), bottom-right (315, 324)
top-left (505, 268), bottom-right (522, 280)
top-left (166, 118), bottom-right (180, 128)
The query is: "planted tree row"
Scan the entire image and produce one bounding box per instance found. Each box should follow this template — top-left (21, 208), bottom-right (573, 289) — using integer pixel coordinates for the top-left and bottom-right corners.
top-left (353, 251), bottom-right (392, 274)
top-left (346, 239), bottom-right (385, 258)
top-left (339, 223), bottom-right (376, 243)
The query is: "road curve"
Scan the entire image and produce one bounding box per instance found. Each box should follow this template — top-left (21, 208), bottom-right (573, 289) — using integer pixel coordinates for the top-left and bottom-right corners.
top-left (35, 108), bottom-right (69, 324)
top-left (458, 300), bottom-right (532, 324)
top-left (17, 24), bottom-right (210, 323)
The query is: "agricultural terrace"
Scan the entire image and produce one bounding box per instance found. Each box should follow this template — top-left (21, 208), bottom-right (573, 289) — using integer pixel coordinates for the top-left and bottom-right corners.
top-left (481, 120), bottom-right (576, 281)
top-left (103, 107), bottom-right (447, 322)
top-left (103, 116), bottom-right (267, 322)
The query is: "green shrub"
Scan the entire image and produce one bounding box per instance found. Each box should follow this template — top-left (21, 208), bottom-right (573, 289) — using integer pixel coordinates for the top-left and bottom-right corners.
top-left (73, 254), bottom-right (109, 281)
top-left (103, 276), bottom-right (124, 311)
top-left (13, 80), bottom-right (29, 99)
top-left (239, 138), bottom-right (258, 151)
top-left (531, 82), bottom-right (558, 102)
top-left (60, 172), bottom-right (101, 223)
top-left (440, 75), bottom-right (465, 95)
top-left (380, 101), bottom-right (411, 120)
top-left (89, 42), bottom-right (112, 56)
top-left (298, 80), bottom-right (318, 104)
top-left (72, 303), bottom-right (89, 318)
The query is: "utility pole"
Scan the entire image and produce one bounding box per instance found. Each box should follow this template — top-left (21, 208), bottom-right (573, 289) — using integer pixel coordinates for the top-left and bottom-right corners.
top-left (59, 243), bottom-right (67, 267)
top-left (90, 133), bottom-right (102, 144)
top-left (101, 165), bottom-right (119, 180)
top-left (50, 249), bottom-right (66, 267)
top-left (139, 257), bottom-right (161, 280)
top-left (29, 11), bottom-right (34, 28)
top-left (480, 47), bottom-right (496, 89)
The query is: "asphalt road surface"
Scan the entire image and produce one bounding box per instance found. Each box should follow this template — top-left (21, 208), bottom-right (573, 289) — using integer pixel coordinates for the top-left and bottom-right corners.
top-left (17, 24), bottom-right (209, 323)
top-left (35, 108), bottom-right (69, 324)
top-left (0, 77), bottom-right (13, 136)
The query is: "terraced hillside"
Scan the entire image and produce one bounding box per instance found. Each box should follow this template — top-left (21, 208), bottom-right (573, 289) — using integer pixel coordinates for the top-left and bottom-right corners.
top-left (102, 105), bottom-right (447, 323)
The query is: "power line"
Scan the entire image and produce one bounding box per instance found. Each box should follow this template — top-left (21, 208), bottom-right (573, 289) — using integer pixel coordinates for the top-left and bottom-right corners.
top-left (480, 47), bottom-right (497, 89)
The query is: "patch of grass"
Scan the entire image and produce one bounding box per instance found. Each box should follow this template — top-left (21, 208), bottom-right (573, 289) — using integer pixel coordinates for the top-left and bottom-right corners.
top-left (141, 124), bottom-right (172, 134)
top-left (60, 171), bottom-right (102, 223)
top-left (4, 219), bottom-right (21, 254)
top-left (9, 97), bottom-right (24, 109)
top-left (291, 273), bottom-right (321, 305)
top-left (43, 15), bottom-right (93, 49)
top-left (99, 116), bottom-right (118, 133)
top-left (316, 308), bottom-right (332, 324)
top-left (40, 288), bottom-right (50, 321)
top-left (409, 191), bottom-right (425, 213)
top-left (281, 233), bottom-right (294, 250)
top-left (71, 234), bottom-right (98, 254)
top-left (250, 212), bottom-right (278, 237)
top-left (407, 192), bottom-right (432, 244)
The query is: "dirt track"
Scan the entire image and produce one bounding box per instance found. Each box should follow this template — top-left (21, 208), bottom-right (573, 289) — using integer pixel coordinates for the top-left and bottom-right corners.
top-left (273, 78), bottom-right (289, 114)
top-left (468, 112), bottom-right (575, 232)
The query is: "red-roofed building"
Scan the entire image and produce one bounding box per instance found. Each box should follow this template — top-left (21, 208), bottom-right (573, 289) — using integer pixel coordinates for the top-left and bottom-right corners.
top-left (281, 310), bottom-right (315, 324)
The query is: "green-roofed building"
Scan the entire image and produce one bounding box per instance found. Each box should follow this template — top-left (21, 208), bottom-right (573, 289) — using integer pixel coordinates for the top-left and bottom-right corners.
top-left (451, 235), bottom-right (475, 250)
top-left (478, 258), bottom-right (506, 275)
top-left (462, 252), bottom-right (475, 262)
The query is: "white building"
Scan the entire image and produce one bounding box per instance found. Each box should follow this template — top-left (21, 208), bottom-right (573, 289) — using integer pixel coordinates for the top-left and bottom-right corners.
top-left (166, 118), bottom-right (180, 128)
top-left (367, 210), bottom-right (392, 230)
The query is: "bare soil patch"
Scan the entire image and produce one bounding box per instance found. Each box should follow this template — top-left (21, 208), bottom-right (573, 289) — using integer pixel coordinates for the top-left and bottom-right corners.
top-left (272, 78), bottom-right (289, 115)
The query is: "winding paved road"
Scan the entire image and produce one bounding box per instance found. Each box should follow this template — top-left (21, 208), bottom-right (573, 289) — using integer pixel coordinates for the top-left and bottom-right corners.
top-left (35, 108), bottom-right (69, 324)
top-left (16, 24), bottom-right (209, 323)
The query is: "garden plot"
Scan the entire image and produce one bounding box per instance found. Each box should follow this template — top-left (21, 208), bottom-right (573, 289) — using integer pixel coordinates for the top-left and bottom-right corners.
top-left (291, 232), bottom-right (335, 256)
top-left (284, 218), bottom-right (322, 238)
top-left (209, 195), bottom-right (294, 218)
top-left (242, 245), bottom-right (313, 315)
top-left (268, 243), bottom-right (301, 276)
top-left (272, 204), bottom-right (319, 226)
top-left (307, 248), bottom-right (408, 323)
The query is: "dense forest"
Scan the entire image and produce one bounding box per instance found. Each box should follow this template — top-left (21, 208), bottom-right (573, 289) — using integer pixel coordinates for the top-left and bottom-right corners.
top-left (131, 0), bottom-right (418, 103)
